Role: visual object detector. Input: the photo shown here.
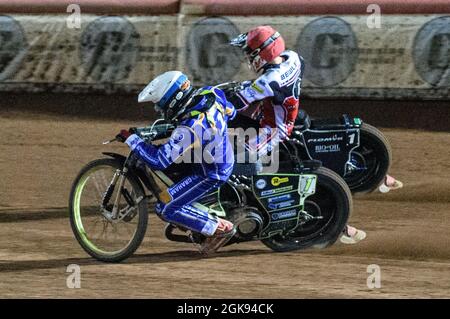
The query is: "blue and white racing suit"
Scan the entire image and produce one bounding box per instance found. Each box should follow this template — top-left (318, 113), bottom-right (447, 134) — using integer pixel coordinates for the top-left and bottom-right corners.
top-left (125, 87), bottom-right (236, 236)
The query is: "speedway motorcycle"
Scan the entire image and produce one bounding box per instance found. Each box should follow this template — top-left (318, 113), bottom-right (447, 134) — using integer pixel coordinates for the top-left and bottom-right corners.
top-left (69, 121), bottom-right (352, 262)
top-left (220, 82), bottom-right (392, 194)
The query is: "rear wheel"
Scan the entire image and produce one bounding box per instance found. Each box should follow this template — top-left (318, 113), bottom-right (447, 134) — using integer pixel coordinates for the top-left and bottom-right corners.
top-left (261, 167), bottom-right (351, 252)
top-left (344, 123), bottom-right (392, 194)
top-left (69, 158), bottom-right (148, 262)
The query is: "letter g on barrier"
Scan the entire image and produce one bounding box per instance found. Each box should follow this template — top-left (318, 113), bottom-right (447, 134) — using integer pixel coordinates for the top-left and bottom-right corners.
top-left (80, 16), bottom-right (140, 83)
top-left (413, 16), bottom-right (450, 87)
top-left (0, 16), bottom-right (27, 81)
top-left (186, 17), bottom-right (242, 85)
top-left (296, 17), bottom-right (358, 87)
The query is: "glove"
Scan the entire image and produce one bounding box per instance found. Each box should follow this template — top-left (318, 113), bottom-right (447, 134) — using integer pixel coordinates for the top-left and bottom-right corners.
top-left (240, 80), bottom-right (252, 88)
top-left (223, 81), bottom-right (252, 100)
top-left (134, 124), bottom-right (174, 141)
top-left (116, 127), bottom-right (136, 143)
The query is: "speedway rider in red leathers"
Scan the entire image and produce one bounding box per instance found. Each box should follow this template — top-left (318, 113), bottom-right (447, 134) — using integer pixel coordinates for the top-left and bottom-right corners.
top-left (227, 26), bottom-right (366, 244)
top-left (227, 26), bottom-right (302, 155)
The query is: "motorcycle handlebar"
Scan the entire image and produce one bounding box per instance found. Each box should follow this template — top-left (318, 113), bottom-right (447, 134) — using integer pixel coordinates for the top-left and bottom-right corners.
top-left (102, 122), bottom-right (174, 145)
top-left (103, 137), bottom-right (119, 145)
top-left (214, 81), bottom-right (246, 94)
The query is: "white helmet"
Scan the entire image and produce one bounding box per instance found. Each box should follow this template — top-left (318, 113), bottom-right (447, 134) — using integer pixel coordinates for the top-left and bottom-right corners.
top-left (138, 71), bottom-right (193, 120)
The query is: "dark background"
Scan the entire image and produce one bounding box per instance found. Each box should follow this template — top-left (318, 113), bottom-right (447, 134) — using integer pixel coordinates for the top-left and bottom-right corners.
top-left (2, 92), bottom-right (449, 131)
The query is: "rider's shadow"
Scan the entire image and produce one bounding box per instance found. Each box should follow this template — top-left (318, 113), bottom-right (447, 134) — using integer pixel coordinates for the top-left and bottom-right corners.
top-left (0, 249), bottom-right (270, 273)
top-left (127, 248), bottom-right (270, 264)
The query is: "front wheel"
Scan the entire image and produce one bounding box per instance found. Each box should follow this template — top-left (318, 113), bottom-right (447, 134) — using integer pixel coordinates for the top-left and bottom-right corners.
top-left (69, 158), bottom-right (148, 262)
top-left (261, 167), bottom-right (351, 252)
top-left (344, 123), bottom-right (392, 194)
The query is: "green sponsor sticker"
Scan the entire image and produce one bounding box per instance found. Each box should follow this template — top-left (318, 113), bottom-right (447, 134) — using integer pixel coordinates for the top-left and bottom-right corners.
top-left (251, 82), bottom-right (264, 94)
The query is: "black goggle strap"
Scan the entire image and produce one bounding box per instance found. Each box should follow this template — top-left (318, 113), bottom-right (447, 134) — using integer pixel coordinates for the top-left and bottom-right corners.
top-left (248, 31), bottom-right (280, 58)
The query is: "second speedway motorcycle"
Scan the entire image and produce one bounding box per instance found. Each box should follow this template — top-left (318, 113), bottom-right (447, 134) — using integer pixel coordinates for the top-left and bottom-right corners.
top-left (69, 122), bottom-right (352, 262)
top-left (290, 110), bottom-right (392, 194)
top-left (220, 82), bottom-right (392, 194)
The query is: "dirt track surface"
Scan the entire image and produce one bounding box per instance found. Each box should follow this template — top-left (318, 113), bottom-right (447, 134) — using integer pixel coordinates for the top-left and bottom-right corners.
top-left (0, 110), bottom-right (449, 298)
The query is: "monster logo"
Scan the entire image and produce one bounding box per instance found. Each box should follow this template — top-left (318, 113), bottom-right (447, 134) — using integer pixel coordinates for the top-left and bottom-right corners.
top-left (299, 175), bottom-right (316, 195)
top-left (296, 17), bottom-right (358, 87)
top-left (80, 16), bottom-right (140, 83)
top-left (271, 177), bottom-right (289, 187)
top-left (186, 17), bottom-right (241, 84)
top-left (0, 16), bottom-right (27, 81)
top-left (413, 16), bottom-right (450, 87)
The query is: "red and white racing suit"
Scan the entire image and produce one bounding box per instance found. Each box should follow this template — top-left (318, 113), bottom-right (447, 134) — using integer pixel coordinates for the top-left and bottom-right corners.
top-left (228, 50), bottom-right (304, 154)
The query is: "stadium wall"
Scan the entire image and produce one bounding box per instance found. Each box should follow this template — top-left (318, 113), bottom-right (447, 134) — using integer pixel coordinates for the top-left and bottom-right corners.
top-left (0, 0), bottom-right (449, 99)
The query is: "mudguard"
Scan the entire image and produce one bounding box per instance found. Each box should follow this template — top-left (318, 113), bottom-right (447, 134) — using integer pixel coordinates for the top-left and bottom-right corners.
top-left (102, 152), bottom-right (127, 163)
top-left (300, 129), bottom-right (360, 176)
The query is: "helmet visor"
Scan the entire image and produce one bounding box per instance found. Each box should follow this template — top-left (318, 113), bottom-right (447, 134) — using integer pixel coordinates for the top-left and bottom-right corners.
top-left (229, 33), bottom-right (248, 48)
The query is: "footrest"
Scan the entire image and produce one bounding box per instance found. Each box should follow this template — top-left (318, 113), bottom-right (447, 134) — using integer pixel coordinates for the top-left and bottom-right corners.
top-left (164, 224), bottom-right (193, 243)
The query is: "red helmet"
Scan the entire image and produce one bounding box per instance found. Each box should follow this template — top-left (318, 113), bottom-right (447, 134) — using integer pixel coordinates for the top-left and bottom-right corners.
top-left (230, 26), bottom-right (285, 72)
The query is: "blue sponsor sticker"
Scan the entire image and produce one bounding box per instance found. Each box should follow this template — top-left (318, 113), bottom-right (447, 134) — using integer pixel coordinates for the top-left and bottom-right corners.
top-left (267, 194), bottom-right (292, 203)
top-left (268, 200), bottom-right (296, 210)
top-left (255, 179), bottom-right (267, 190)
top-left (271, 209), bottom-right (298, 221)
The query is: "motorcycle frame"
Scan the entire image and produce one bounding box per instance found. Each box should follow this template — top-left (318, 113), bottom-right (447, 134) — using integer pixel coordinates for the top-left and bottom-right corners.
top-left (101, 152), bottom-right (319, 241)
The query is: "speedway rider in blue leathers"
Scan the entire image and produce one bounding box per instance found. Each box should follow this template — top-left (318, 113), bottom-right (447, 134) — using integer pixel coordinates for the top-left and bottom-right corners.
top-left (116, 71), bottom-right (236, 254)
